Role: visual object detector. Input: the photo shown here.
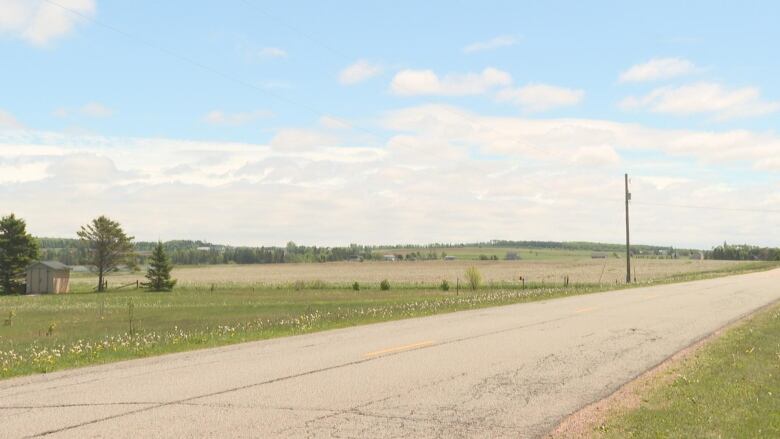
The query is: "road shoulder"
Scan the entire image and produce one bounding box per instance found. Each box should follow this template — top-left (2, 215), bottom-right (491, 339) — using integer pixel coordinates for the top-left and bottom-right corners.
top-left (548, 298), bottom-right (780, 438)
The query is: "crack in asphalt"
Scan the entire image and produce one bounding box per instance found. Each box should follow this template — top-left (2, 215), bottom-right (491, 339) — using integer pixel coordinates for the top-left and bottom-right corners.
top-left (284, 372), bottom-right (471, 437)
top-left (25, 311), bottom-right (586, 438)
top-left (0, 357), bottom-right (228, 399)
top-left (0, 401), bottom-right (339, 411)
top-left (17, 281), bottom-right (775, 438)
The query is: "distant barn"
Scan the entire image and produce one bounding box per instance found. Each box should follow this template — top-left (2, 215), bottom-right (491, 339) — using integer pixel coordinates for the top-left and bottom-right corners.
top-left (591, 252), bottom-right (608, 259)
top-left (443, 255), bottom-right (456, 261)
top-left (26, 261), bottom-right (71, 294)
top-left (383, 254), bottom-right (396, 262)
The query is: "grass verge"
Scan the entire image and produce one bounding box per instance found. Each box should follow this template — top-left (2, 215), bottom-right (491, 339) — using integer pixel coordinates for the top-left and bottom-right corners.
top-left (589, 300), bottom-right (780, 438)
top-left (1, 261), bottom-right (776, 381)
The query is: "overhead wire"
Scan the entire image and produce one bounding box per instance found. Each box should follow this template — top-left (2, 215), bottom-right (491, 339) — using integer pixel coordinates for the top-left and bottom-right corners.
top-left (631, 201), bottom-right (780, 214)
top-left (235, 0), bottom-right (551, 157)
top-left (42, 0), bottom-right (780, 232)
top-left (42, 0), bottom-right (388, 142)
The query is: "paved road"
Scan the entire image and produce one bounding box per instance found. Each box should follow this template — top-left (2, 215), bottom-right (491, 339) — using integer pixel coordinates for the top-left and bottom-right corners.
top-left (2, 269), bottom-right (779, 438)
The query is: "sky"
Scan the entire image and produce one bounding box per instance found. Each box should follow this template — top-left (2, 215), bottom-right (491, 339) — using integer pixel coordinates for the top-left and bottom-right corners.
top-left (1, 0), bottom-right (779, 248)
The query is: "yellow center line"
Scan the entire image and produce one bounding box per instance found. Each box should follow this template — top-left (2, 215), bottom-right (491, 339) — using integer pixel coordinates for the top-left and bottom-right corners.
top-left (574, 306), bottom-right (598, 314)
top-left (364, 340), bottom-right (436, 358)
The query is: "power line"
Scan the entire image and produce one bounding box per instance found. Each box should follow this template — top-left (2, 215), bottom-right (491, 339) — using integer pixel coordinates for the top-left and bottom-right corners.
top-left (42, 0), bottom-right (387, 142)
top-left (237, 1), bottom-right (551, 157)
top-left (48, 0), bottom-right (549, 160)
top-left (40, 1), bottom-right (780, 221)
top-left (237, 0), bottom-right (352, 61)
top-left (571, 189), bottom-right (780, 215)
top-left (632, 201), bottom-right (780, 214)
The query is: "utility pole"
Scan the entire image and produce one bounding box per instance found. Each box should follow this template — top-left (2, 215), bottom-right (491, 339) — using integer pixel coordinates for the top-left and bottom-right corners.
top-left (625, 173), bottom-right (631, 283)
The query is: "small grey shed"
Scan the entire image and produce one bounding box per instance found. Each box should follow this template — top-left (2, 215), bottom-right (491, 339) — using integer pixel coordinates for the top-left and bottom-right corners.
top-left (26, 261), bottom-right (71, 294)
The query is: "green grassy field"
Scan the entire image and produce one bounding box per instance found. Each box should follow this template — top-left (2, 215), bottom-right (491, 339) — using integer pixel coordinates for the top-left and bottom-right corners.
top-left (0, 261), bottom-right (776, 380)
top-left (596, 301), bottom-right (780, 438)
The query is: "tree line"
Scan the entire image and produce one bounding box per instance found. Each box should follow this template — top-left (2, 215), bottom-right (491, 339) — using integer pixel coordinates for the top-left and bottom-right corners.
top-left (1, 214), bottom-right (174, 294)
top-left (706, 242), bottom-right (780, 261)
top-left (5, 211), bottom-right (780, 296)
top-left (37, 239), bottom-right (382, 265)
top-left (36, 238), bottom-right (696, 265)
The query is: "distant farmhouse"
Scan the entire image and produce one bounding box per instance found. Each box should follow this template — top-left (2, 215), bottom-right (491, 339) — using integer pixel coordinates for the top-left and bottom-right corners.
top-left (26, 261), bottom-right (71, 294)
top-left (383, 254), bottom-right (396, 262)
top-left (443, 255), bottom-right (456, 261)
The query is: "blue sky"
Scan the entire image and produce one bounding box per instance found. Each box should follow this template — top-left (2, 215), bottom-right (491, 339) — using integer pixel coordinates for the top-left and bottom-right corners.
top-left (1, 1), bottom-right (779, 247)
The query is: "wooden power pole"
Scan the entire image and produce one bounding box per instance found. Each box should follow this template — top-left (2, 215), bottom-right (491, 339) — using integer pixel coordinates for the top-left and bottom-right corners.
top-left (625, 173), bottom-right (631, 283)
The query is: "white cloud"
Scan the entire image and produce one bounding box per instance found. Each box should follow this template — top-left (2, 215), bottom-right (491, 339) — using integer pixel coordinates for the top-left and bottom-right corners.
top-left (463, 35), bottom-right (518, 53)
top-left (81, 102), bottom-right (112, 118)
top-left (259, 47), bottom-right (286, 58)
top-left (235, 40), bottom-right (288, 62)
top-left (319, 115), bottom-right (351, 130)
top-left (269, 129), bottom-right (339, 151)
top-left (0, 0), bottom-right (95, 46)
top-left (637, 176), bottom-right (691, 190)
top-left (620, 82), bottom-right (780, 119)
top-left (390, 67), bottom-right (512, 96)
top-left (381, 104), bottom-right (780, 168)
top-left (496, 84), bottom-right (584, 112)
top-left (50, 153), bottom-right (134, 184)
top-left (54, 101), bottom-right (113, 119)
top-left (0, 161), bottom-right (49, 183)
top-left (568, 145), bottom-right (620, 166)
top-left (619, 57), bottom-right (698, 82)
top-left (203, 110), bottom-right (272, 126)
top-left (2, 107), bottom-right (780, 247)
top-left (0, 109), bottom-right (23, 129)
top-left (339, 59), bottom-right (382, 85)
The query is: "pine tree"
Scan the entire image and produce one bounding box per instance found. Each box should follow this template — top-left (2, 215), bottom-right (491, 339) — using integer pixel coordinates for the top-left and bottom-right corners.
top-left (0, 214), bottom-right (39, 295)
top-left (142, 241), bottom-right (176, 291)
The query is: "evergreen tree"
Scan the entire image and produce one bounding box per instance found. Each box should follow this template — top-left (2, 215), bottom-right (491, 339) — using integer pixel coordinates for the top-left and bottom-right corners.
top-left (77, 216), bottom-right (134, 292)
top-left (0, 214), bottom-right (39, 295)
top-left (142, 241), bottom-right (176, 291)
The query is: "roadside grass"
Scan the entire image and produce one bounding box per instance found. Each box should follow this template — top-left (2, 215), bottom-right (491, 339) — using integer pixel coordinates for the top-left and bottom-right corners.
top-left (595, 300), bottom-right (780, 439)
top-left (0, 261), bottom-right (776, 380)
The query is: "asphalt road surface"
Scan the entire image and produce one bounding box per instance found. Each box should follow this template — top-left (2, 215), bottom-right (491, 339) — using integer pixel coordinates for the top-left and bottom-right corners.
top-left (2, 269), bottom-right (779, 438)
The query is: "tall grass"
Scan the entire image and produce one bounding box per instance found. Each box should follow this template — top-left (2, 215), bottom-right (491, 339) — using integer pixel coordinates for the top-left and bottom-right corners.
top-left (465, 266), bottom-right (482, 290)
top-left (1, 261), bottom-right (775, 380)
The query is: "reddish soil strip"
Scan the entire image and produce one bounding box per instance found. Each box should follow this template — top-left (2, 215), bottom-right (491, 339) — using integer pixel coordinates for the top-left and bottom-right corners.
top-left (547, 299), bottom-right (780, 439)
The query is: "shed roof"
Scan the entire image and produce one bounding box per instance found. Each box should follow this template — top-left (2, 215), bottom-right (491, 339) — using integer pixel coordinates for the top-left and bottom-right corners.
top-left (30, 261), bottom-right (70, 270)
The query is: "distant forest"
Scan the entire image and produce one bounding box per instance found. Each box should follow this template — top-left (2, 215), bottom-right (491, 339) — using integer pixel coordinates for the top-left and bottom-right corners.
top-left (37, 239), bottom-right (376, 266)
top-left (34, 238), bottom-right (780, 266)
top-left (706, 242), bottom-right (780, 261)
